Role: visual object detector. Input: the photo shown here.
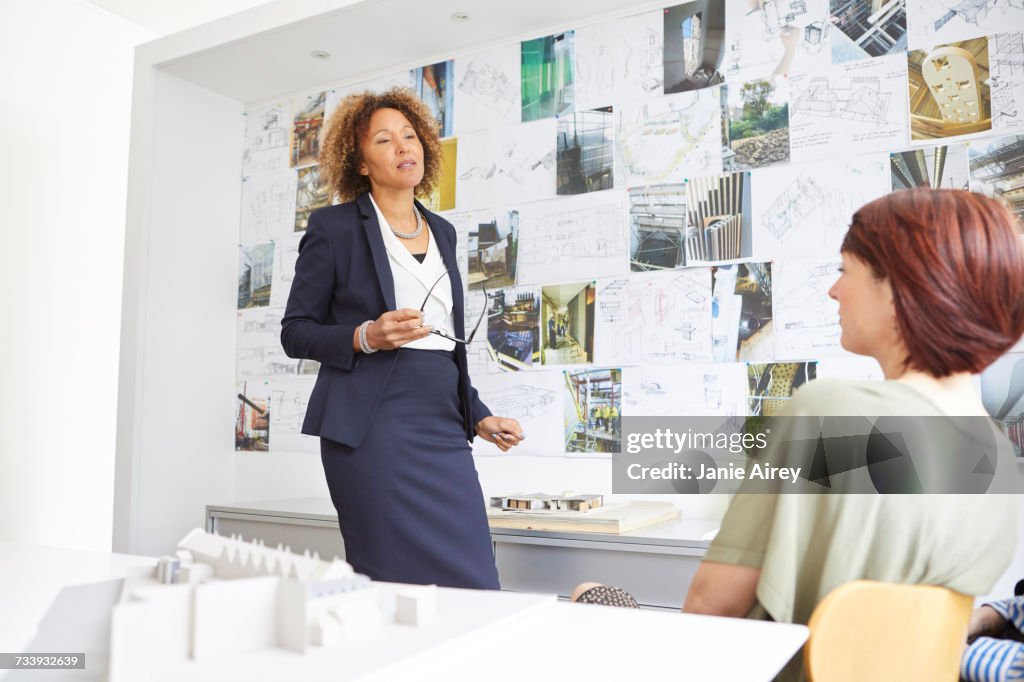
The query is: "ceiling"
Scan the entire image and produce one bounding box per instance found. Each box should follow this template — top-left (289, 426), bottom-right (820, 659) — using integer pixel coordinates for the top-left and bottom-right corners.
top-left (84, 0), bottom-right (277, 35)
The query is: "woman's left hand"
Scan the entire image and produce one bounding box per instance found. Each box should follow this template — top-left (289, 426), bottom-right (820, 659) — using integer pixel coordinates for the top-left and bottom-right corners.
top-left (476, 416), bottom-right (524, 452)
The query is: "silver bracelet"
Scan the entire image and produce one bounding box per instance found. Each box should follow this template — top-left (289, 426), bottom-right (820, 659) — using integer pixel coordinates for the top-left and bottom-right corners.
top-left (358, 320), bottom-right (378, 354)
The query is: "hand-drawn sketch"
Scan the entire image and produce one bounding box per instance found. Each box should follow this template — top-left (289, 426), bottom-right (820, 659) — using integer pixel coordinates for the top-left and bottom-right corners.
top-left (455, 119), bottom-right (557, 210)
top-left (830, 0), bottom-right (908, 63)
top-left (242, 101), bottom-right (291, 176)
top-left (747, 361), bottom-right (817, 416)
top-left (629, 184), bottom-right (687, 271)
top-left (522, 31), bottom-right (576, 122)
top-left (772, 259), bottom-right (849, 360)
top-left (541, 282), bottom-right (596, 366)
top-left (990, 31), bottom-right (1024, 132)
top-left (575, 10), bottom-right (664, 109)
top-left (238, 307), bottom-right (309, 379)
top-left (752, 154), bottom-right (889, 259)
top-left (470, 371), bottom-right (564, 458)
top-left (563, 367), bottom-right (622, 454)
top-left (485, 285), bottom-right (540, 370)
top-left (685, 171), bottom-right (753, 264)
top-left (442, 208), bottom-right (492, 288)
top-left (268, 377), bottom-right (318, 454)
top-left (516, 191), bottom-right (629, 286)
top-left (631, 268), bottom-right (714, 363)
top-left (816, 356), bottom-right (885, 380)
top-left (663, 1), bottom-right (726, 94)
top-left (454, 44), bottom-right (521, 135)
top-left (789, 53), bottom-right (909, 162)
top-left (906, 0), bottom-right (1024, 50)
top-left (236, 379), bottom-right (271, 451)
top-left (724, 0), bottom-right (832, 83)
top-left (269, 232), bottom-right (303, 309)
top-left (969, 134), bottom-right (1024, 220)
top-left (290, 91), bottom-right (326, 169)
top-left (240, 170), bottom-right (297, 245)
top-left (464, 290), bottom-right (501, 375)
top-left (238, 242), bottom-right (275, 309)
top-left (594, 276), bottom-right (642, 366)
top-left (325, 72), bottom-right (414, 116)
top-left (615, 88), bottom-right (723, 187)
top-left (908, 38), bottom-right (992, 141)
top-left (890, 143), bottom-right (970, 189)
top-left (557, 107), bottom-right (615, 195)
top-left (623, 362), bottom-right (747, 416)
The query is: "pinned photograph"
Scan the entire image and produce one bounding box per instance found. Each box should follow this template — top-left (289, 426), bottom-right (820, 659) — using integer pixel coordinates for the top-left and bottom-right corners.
top-left (413, 61), bottom-right (454, 138)
top-left (829, 0), bottom-right (908, 63)
top-left (663, 1), bottom-right (727, 93)
top-left (522, 31), bottom-right (576, 122)
top-left (629, 184), bottom-right (687, 271)
top-left (557, 106), bottom-right (614, 195)
top-left (685, 171), bottom-right (753, 264)
top-left (908, 38), bottom-right (992, 140)
top-left (238, 242), bottom-right (275, 309)
top-left (564, 367), bottom-right (622, 454)
top-left (723, 78), bottom-right (791, 170)
top-left (485, 286), bottom-right (541, 370)
top-left (713, 262), bottom-right (774, 362)
top-left (290, 90), bottom-right (325, 168)
top-left (467, 208), bottom-right (519, 290)
top-left (747, 362), bottom-right (816, 416)
top-left (969, 134), bottom-right (1024, 222)
top-left (890, 143), bottom-right (969, 190)
top-left (541, 281), bottom-right (596, 365)
top-left (294, 165), bottom-right (330, 232)
top-left (235, 380), bottom-right (271, 451)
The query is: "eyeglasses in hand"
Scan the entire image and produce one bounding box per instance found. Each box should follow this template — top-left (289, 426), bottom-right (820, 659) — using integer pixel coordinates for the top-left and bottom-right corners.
top-left (418, 271), bottom-right (487, 345)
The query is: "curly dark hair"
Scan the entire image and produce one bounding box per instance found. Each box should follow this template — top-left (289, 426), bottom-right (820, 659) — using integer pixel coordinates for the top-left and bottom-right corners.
top-left (319, 87), bottom-right (442, 203)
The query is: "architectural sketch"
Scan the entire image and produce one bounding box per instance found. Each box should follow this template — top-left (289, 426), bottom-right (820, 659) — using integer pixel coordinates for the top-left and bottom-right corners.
top-left (594, 277), bottom-right (642, 366)
top-left (325, 71), bottom-right (413, 116)
top-left (574, 10), bottom-right (664, 110)
top-left (772, 259), bottom-right (849, 360)
top-left (631, 268), bottom-right (714, 363)
top-left (969, 133), bottom-right (1024, 220)
top-left (236, 307), bottom-right (317, 379)
top-left (906, 0), bottom-right (1024, 50)
top-left (830, 0), bottom-right (908, 63)
top-left (615, 88), bottom-right (723, 187)
top-left (455, 119), bottom-right (557, 210)
top-left (622, 363), bottom-right (747, 416)
top-left (454, 44), bottom-right (521, 135)
top-left (752, 154), bottom-right (889, 259)
top-left (724, 0), bottom-right (833, 83)
top-left (240, 170), bottom-right (297, 245)
top-left (789, 53), bottom-right (909, 162)
top-left (516, 191), bottom-right (628, 285)
top-left (269, 377), bottom-right (318, 454)
top-left (242, 101), bottom-right (291, 176)
top-left (269, 233), bottom-right (302, 309)
top-left (470, 370), bottom-right (564, 457)
top-left (991, 31), bottom-right (1024, 132)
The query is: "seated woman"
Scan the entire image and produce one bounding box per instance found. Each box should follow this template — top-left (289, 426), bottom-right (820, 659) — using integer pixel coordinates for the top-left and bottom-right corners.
top-left (574, 189), bottom-right (1024, 681)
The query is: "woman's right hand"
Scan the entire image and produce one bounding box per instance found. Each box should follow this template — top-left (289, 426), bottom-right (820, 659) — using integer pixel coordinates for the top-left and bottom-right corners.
top-left (364, 309), bottom-right (432, 351)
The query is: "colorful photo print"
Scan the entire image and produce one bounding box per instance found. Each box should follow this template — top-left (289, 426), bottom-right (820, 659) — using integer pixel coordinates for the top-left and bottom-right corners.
top-left (713, 262), bottom-right (774, 362)
top-left (414, 60), bottom-right (454, 138)
top-left (522, 31), bottom-right (575, 122)
top-left (541, 281), bottom-right (596, 365)
top-left (468, 208), bottom-right (519, 290)
top-left (685, 171), bottom-right (753, 264)
top-left (747, 361), bottom-right (816, 416)
top-left (980, 352), bottom-right (1024, 457)
top-left (723, 78), bottom-right (791, 170)
top-left (890, 143), bottom-right (969, 190)
top-left (485, 286), bottom-right (541, 370)
top-left (425, 137), bottom-right (457, 212)
top-left (290, 90), bottom-right (325, 168)
top-left (629, 184), bottom-right (687, 271)
top-left (238, 242), bottom-right (275, 309)
top-left (294, 165), bottom-right (330, 231)
top-left (908, 38), bottom-right (992, 140)
top-left (663, 1), bottom-right (727, 93)
top-left (557, 106), bottom-right (614, 195)
top-left (969, 134), bottom-right (1024, 222)
top-left (235, 379), bottom-right (271, 451)
top-left (564, 367), bottom-right (622, 454)
top-left (829, 0), bottom-right (907, 63)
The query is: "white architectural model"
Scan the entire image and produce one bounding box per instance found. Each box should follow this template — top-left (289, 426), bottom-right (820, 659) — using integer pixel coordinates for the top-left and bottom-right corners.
top-left (108, 529), bottom-right (431, 682)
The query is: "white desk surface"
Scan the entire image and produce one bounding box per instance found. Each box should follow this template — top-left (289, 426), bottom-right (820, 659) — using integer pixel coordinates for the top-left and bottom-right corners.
top-left (0, 542), bottom-right (806, 682)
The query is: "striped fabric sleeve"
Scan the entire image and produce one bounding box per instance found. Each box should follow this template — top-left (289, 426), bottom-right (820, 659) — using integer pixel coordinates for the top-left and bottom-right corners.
top-left (987, 598), bottom-right (1024, 633)
top-left (961, 637), bottom-right (1024, 682)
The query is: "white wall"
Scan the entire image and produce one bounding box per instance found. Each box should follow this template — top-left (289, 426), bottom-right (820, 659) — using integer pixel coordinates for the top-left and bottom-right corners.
top-left (0, 0), bottom-right (154, 550)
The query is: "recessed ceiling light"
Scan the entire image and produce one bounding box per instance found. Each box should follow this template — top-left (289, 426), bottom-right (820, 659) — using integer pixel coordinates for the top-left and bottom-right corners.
top-left (310, 50), bottom-right (331, 60)
top-left (451, 11), bottom-right (471, 21)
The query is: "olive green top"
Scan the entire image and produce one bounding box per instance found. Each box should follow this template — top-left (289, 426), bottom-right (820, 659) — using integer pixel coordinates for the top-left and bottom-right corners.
top-left (705, 379), bottom-right (1019, 681)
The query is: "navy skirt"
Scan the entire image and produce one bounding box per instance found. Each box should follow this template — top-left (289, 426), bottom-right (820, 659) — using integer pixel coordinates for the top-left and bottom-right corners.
top-left (320, 348), bottom-right (500, 590)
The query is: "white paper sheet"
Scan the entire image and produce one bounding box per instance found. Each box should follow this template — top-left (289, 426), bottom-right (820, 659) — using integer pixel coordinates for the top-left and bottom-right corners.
top-left (593, 276), bottom-right (642, 367)
top-left (455, 119), bottom-right (557, 210)
top-left (242, 101), bottom-right (291, 177)
top-left (631, 268), bottom-right (714, 363)
top-left (240, 170), bottom-right (297, 245)
top-left (772, 259), bottom-right (852, 361)
top-left (991, 32), bottom-right (1024, 133)
top-left (907, 0), bottom-right (1024, 50)
top-left (453, 44), bottom-right (521, 135)
top-left (268, 376), bottom-right (319, 455)
top-left (622, 362), bottom-right (747, 416)
top-left (471, 370), bottom-right (565, 457)
top-left (723, 0), bottom-right (832, 82)
top-left (574, 10), bottom-right (664, 110)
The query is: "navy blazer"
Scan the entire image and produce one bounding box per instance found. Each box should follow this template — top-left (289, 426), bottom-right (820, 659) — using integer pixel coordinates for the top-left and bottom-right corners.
top-left (280, 192), bottom-right (492, 448)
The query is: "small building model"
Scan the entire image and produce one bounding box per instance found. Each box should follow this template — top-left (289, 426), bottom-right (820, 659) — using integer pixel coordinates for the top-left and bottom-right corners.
top-left (489, 493), bottom-right (604, 512)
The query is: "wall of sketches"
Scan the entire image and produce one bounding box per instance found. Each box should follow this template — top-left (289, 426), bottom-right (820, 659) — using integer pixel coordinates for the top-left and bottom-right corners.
top-left (233, 0), bottom-right (1024, 476)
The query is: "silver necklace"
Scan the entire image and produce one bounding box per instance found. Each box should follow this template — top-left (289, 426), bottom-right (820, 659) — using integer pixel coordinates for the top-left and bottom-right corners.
top-left (391, 208), bottom-right (423, 240)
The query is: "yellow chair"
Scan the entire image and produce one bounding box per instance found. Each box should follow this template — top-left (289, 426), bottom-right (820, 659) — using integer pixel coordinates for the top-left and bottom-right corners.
top-left (804, 580), bottom-right (973, 682)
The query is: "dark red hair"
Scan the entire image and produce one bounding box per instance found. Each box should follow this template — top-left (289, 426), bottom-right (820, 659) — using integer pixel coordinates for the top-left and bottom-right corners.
top-left (841, 189), bottom-right (1024, 377)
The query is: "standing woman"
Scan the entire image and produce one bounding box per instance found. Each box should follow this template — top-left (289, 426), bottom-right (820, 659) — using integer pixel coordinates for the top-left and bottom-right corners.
top-left (281, 88), bottom-right (523, 589)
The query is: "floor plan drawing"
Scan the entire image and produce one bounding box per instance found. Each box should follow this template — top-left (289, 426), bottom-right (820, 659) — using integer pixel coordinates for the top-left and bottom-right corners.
top-left (574, 10), bottom-right (664, 110)
top-left (907, 0), bottom-right (1024, 49)
top-left (752, 154), bottom-right (889, 259)
top-left (240, 170), bottom-right (297, 245)
top-left (456, 119), bottom-right (558, 210)
top-left (772, 259), bottom-right (849, 360)
top-left (789, 53), bottom-right (909, 162)
top-left (615, 88), bottom-right (723, 187)
top-left (242, 101), bottom-right (291, 177)
top-left (454, 43), bottom-right (521, 135)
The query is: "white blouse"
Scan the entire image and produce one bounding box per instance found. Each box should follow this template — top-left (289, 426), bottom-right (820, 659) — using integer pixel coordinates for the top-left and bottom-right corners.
top-left (368, 194), bottom-right (457, 351)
